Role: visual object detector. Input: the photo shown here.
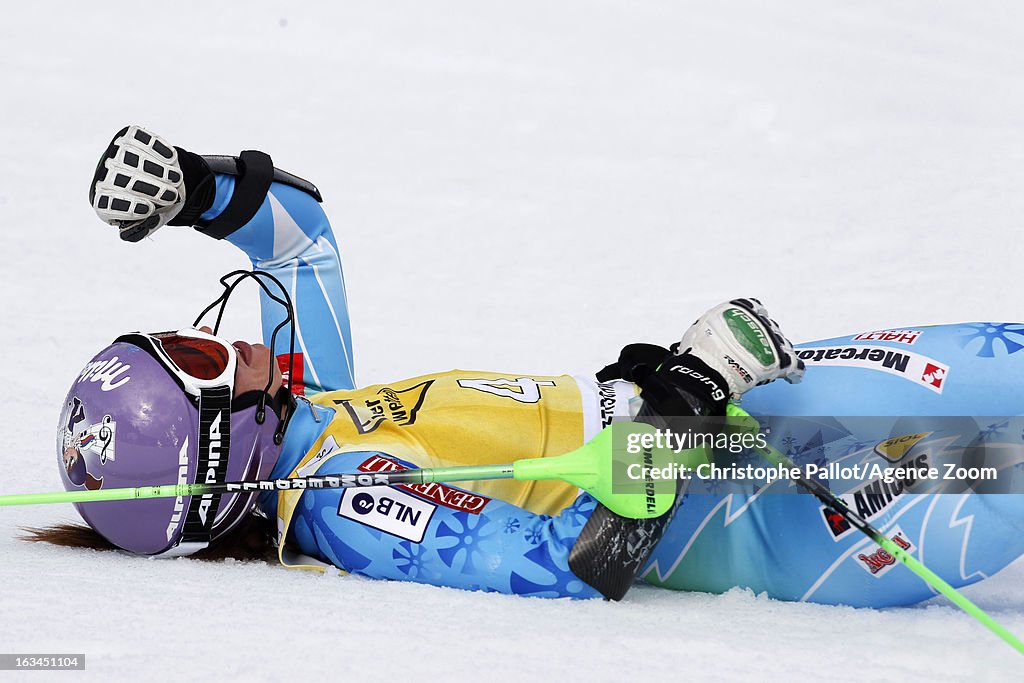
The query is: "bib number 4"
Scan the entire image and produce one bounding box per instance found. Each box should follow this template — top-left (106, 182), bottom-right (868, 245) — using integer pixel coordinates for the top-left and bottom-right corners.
top-left (457, 377), bottom-right (554, 403)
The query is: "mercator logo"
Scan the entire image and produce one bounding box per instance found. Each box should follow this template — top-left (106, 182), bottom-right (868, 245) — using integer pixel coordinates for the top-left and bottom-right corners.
top-left (795, 345), bottom-right (949, 394)
top-left (922, 363), bottom-right (946, 390)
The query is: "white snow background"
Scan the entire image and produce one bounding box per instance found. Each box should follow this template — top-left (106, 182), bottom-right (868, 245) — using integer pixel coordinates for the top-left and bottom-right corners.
top-left (2, 1), bottom-right (1023, 681)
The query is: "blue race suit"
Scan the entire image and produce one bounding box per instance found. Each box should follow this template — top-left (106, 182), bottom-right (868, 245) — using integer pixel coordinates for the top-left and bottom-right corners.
top-left (206, 170), bottom-right (1024, 606)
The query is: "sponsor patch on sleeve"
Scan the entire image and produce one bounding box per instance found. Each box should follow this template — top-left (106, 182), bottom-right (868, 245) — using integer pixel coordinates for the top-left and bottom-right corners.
top-left (819, 454), bottom-right (929, 540)
top-left (854, 526), bottom-right (914, 577)
top-left (874, 433), bottom-right (930, 462)
top-left (851, 329), bottom-right (922, 345)
top-left (338, 486), bottom-right (436, 543)
top-left (795, 345), bottom-right (948, 394)
top-left (358, 455), bottom-right (490, 514)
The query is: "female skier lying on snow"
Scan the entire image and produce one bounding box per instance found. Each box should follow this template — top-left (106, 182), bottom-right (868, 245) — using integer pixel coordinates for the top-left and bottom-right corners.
top-left (36, 126), bottom-right (1024, 608)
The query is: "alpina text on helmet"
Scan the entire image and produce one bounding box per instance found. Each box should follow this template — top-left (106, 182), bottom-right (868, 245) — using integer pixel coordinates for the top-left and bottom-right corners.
top-left (166, 437), bottom-right (191, 541)
top-left (197, 411), bottom-right (224, 525)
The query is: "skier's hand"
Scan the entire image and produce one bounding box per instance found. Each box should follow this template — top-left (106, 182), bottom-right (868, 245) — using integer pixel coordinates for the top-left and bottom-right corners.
top-left (674, 298), bottom-right (804, 400)
top-left (89, 126), bottom-right (187, 242)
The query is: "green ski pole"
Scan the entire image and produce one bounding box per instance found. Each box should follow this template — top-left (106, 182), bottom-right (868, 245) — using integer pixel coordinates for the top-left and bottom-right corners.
top-left (727, 404), bottom-right (1024, 655)
top-left (0, 421), bottom-right (678, 520)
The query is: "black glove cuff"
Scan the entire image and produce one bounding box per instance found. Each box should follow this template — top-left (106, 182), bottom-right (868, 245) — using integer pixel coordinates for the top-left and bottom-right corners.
top-left (167, 148), bottom-right (216, 226)
top-left (596, 343), bottom-right (672, 383)
top-left (195, 150), bottom-right (274, 240)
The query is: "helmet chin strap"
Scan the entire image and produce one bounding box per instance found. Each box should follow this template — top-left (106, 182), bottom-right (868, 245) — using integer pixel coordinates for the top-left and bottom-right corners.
top-left (159, 384), bottom-right (234, 557)
top-left (159, 270), bottom-right (297, 557)
top-left (193, 270), bottom-right (299, 445)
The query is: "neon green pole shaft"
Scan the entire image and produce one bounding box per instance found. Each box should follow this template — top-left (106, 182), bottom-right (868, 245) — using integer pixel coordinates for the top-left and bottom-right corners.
top-left (0, 484), bottom-right (209, 506)
top-left (0, 422), bottom-right (672, 520)
top-left (728, 404), bottom-right (1024, 655)
top-left (873, 531), bottom-right (1024, 654)
top-left (0, 465), bottom-right (517, 508)
top-left (417, 464), bottom-right (514, 484)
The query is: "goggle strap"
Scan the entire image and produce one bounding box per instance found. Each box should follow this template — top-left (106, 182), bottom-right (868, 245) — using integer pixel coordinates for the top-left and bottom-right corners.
top-left (179, 385), bottom-right (233, 546)
top-left (193, 268), bottom-right (298, 443)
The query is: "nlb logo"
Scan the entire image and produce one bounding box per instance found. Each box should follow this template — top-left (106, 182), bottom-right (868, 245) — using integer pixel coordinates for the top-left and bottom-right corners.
top-left (338, 486), bottom-right (437, 542)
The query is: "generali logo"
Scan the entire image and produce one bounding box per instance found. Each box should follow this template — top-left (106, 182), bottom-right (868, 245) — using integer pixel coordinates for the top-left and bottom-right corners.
top-left (358, 454), bottom-right (490, 514)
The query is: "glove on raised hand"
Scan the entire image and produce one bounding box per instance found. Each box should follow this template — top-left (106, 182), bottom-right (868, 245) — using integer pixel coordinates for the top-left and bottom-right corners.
top-left (89, 125), bottom-right (190, 242)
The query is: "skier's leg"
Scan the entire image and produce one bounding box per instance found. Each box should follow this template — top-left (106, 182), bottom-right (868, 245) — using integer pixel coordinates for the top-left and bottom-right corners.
top-left (644, 321), bottom-right (1024, 606)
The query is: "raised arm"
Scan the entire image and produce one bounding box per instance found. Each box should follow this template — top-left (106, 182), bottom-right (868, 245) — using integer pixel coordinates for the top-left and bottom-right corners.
top-left (89, 125), bottom-right (355, 394)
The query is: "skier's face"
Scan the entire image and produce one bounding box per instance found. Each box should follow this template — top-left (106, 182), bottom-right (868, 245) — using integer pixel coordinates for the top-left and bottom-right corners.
top-left (198, 326), bottom-right (283, 397)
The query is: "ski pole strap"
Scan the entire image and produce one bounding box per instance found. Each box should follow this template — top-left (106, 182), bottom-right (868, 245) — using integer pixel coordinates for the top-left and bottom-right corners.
top-left (597, 342), bottom-right (728, 419)
top-left (596, 342), bottom-right (695, 421)
top-left (596, 343), bottom-right (671, 383)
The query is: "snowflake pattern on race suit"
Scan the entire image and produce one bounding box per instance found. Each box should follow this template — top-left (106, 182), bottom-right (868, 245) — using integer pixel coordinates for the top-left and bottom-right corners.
top-left (643, 323), bottom-right (1024, 607)
top-left (957, 322), bottom-right (1024, 358)
top-left (283, 448), bottom-right (600, 598)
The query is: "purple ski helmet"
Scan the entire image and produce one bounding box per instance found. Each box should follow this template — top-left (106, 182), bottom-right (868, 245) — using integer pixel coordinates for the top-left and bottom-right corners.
top-left (56, 328), bottom-right (285, 555)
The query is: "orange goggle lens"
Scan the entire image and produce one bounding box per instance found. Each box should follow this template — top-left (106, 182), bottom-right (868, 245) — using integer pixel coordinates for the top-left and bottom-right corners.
top-left (152, 333), bottom-right (232, 381)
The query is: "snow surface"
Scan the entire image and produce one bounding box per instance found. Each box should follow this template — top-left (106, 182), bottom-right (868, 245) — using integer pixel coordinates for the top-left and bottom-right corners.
top-left (2, 1), bottom-right (1024, 680)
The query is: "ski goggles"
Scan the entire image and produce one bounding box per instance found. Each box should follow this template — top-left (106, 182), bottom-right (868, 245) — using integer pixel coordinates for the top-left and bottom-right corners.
top-left (115, 327), bottom-right (238, 556)
top-left (115, 327), bottom-right (237, 399)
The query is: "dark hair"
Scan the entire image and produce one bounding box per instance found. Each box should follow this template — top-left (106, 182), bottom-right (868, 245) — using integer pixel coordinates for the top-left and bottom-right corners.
top-left (21, 513), bottom-right (277, 562)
